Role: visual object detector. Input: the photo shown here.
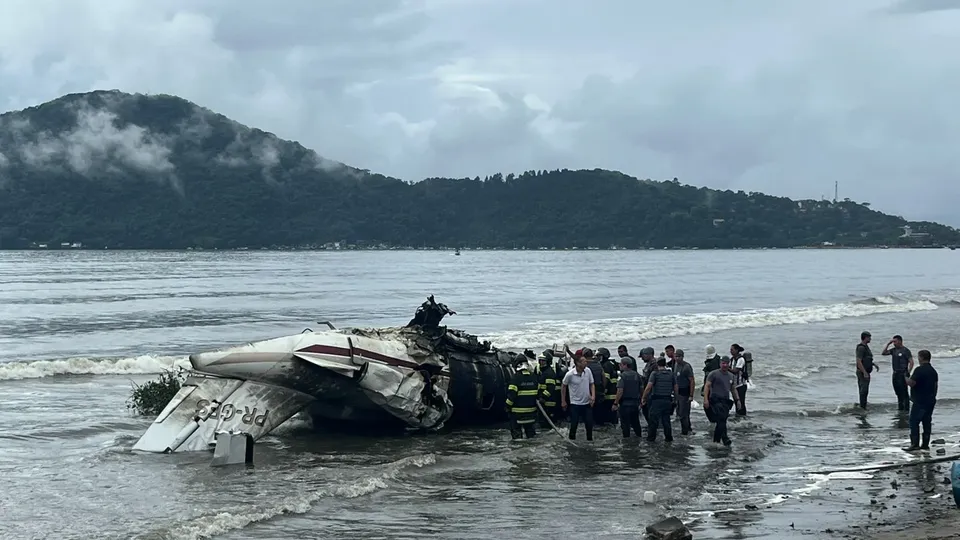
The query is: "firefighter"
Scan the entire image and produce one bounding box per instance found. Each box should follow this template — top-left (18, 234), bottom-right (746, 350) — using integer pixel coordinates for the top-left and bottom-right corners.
top-left (546, 349), bottom-right (567, 423)
top-left (506, 354), bottom-right (539, 439)
top-left (597, 347), bottom-right (620, 425)
top-left (536, 352), bottom-right (559, 428)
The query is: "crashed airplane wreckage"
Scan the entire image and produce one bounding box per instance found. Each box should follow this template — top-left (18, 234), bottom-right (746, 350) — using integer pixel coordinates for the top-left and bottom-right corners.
top-left (134, 296), bottom-right (539, 453)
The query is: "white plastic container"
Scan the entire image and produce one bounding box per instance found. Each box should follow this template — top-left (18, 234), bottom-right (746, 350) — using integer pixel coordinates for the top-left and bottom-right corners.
top-left (643, 491), bottom-right (658, 504)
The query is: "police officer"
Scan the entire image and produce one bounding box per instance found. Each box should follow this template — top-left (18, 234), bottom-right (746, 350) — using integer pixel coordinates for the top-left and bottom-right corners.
top-left (641, 356), bottom-right (677, 442)
top-left (597, 347), bottom-right (619, 425)
top-left (638, 347), bottom-right (656, 421)
top-left (505, 355), bottom-right (539, 439)
top-left (882, 335), bottom-right (914, 412)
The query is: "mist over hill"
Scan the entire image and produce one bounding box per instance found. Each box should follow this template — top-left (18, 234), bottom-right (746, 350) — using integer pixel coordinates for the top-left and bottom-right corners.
top-left (0, 90), bottom-right (957, 250)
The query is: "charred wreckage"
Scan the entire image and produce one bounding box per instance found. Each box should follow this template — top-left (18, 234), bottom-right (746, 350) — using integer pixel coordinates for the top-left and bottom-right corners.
top-left (133, 296), bottom-right (543, 454)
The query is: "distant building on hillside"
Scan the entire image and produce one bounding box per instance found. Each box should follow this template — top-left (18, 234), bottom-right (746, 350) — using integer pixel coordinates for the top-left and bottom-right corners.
top-left (900, 225), bottom-right (930, 239)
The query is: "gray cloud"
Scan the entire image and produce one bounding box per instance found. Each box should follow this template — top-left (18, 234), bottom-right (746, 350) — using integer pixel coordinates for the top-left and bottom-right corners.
top-left (0, 0), bottom-right (957, 224)
top-left (888, 0), bottom-right (960, 14)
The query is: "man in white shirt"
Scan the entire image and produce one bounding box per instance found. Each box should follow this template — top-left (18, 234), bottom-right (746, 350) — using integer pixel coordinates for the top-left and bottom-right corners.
top-left (562, 353), bottom-right (596, 441)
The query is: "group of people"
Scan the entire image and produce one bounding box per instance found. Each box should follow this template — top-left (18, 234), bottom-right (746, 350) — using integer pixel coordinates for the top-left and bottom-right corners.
top-left (504, 331), bottom-right (943, 453)
top-left (504, 342), bottom-right (754, 447)
top-left (854, 332), bottom-right (940, 451)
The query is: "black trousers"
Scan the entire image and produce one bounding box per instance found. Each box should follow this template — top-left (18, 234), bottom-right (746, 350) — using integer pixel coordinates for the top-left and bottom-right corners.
top-left (509, 414), bottom-right (537, 439)
top-left (856, 371), bottom-right (871, 408)
top-left (568, 404), bottom-right (594, 441)
top-left (618, 401), bottom-right (643, 437)
top-left (595, 399), bottom-right (612, 426)
top-left (676, 390), bottom-right (692, 434)
top-left (909, 402), bottom-right (935, 447)
top-left (647, 398), bottom-right (673, 442)
top-left (709, 397), bottom-right (733, 444)
top-left (735, 385), bottom-right (747, 416)
top-left (892, 371), bottom-right (910, 411)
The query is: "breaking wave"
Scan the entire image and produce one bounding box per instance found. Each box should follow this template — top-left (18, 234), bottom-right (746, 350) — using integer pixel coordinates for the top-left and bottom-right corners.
top-left (0, 354), bottom-right (188, 381)
top-left (137, 454), bottom-right (437, 540)
top-left (935, 347), bottom-right (960, 358)
top-left (485, 298), bottom-right (939, 348)
top-left (852, 292), bottom-right (960, 307)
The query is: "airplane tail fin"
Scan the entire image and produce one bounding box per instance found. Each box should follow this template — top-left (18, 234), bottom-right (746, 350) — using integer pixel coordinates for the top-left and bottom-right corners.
top-left (132, 374), bottom-right (315, 453)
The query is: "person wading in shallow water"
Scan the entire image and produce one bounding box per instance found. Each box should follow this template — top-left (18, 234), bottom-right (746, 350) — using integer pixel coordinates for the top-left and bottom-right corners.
top-left (703, 358), bottom-right (741, 447)
top-left (855, 331), bottom-right (878, 409)
top-left (612, 355), bottom-right (643, 438)
top-left (672, 349), bottom-right (696, 435)
top-left (505, 356), bottom-right (539, 439)
top-left (535, 352), bottom-right (559, 428)
top-left (638, 347), bottom-right (657, 421)
top-left (729, 343), bottom-right (748, 416)
top-left (882, 335), bottom-right (914, 412)
top-left (701, 345), bottom-right (721, 397)
top-left (641, 357), bottom-right (677, 442)
top-left (561, 354), bottom-right (595, 441)
top-left (904, 349), bottom-right (939, 452)
top-left (582, 348), bottom-right (608, 426)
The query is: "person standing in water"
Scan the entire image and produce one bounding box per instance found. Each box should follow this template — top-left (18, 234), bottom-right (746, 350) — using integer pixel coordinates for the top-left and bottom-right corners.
top-left (641, 357), bottom-right (677, 442)
top-left (612, 355), bottom-right (643, 438)
top-left (561, 354), bottom-right (596, 441)
top-left (855, 331), bottom-right (878, 409)
top-left (703, 358), bottom-right (741, 446)
top-left (505, 356), bottom-right (539, 439)
top-left (882, 335), bottom-right (914, 412)
top-left (638, 347), bottom-right (657, 421)
top-left (701, 345), bottom-right (721, 397)
top-left (664, 345), bottom-right (676, 369)
top-left (904, 349), bottom-right (938, 451)
top-left (672, 349), bottom-right (695, 435)
top-left (729, 344), bottom-right (748, 416)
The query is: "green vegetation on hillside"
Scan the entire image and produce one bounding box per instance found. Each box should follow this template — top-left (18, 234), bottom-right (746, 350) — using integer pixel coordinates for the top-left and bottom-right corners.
top-left (1, 90), bottom-right (957, 250)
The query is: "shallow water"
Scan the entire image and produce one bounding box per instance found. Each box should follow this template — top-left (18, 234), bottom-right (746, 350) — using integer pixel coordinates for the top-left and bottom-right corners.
top-left (0, 249), bottom-right (958, 540)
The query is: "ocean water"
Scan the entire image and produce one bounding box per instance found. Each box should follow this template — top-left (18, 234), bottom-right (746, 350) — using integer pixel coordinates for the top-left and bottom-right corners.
top-left (0, 249), bottom-right (958, 540)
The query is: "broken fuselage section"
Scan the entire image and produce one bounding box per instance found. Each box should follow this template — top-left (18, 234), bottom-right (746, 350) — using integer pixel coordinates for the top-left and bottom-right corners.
top-left (133, 296), bottom-right (520, 453)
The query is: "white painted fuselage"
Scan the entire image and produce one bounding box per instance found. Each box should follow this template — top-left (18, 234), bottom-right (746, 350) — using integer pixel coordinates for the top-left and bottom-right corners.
top-left (134, 327), bottom-right (457, 453)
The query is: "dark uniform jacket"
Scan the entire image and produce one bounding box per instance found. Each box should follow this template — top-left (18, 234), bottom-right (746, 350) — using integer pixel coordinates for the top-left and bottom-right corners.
top-left (537, 364), bottom-right (559, 408)
top-left (506, 368), bottom-right (540, 424)
top-left (601, 359), bottom-right (620, 402)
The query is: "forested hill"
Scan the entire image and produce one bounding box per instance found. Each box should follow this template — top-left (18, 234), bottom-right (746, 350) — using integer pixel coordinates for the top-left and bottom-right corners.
top-left (0, 90), bottom-right (957, 250)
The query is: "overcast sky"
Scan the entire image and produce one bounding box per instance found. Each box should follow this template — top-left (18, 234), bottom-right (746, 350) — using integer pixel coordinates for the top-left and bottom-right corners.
top-left (1, 0), bottom-right (958, 224)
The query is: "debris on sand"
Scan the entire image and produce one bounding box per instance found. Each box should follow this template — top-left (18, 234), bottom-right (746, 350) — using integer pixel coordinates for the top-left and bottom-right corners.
top-left (645, 516), bottom-right (693, 540)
